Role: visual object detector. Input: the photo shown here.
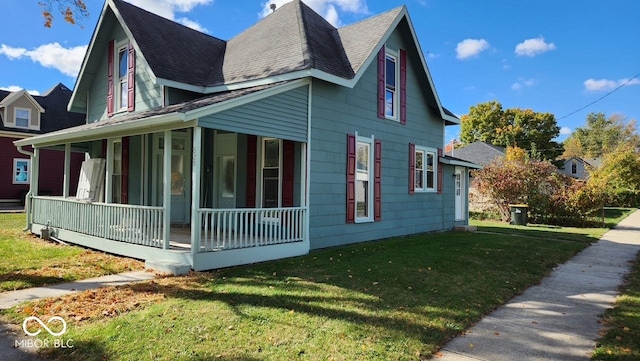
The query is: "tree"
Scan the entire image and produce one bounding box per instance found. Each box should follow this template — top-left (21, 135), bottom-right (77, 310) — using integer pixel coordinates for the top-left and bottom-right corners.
top-left (460, 101), bottom-right (563, 161)
top-left (587, 143), bottom-right (640, 206)
top-left (563, 113), bottom-right (640, 159)
top-left (39, 0), bottom-right (89, 27)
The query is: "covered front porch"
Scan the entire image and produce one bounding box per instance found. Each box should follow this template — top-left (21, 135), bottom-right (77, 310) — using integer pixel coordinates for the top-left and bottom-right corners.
top-left (15, 82), bottom-right (312, 273)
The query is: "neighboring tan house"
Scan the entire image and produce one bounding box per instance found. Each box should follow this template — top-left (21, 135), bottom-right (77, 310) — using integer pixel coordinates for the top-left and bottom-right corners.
top-left (0, 84), bottom-right (85, 207)
top-left (453, 142), bottom-right (505, 212)
top-left (558, 157), bottom-right (601, 180)
top-left (15, 0), bottom-right (478, 273)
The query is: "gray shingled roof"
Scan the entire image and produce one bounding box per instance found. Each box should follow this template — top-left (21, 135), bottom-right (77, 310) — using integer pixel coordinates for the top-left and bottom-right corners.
top-left (453, 141), bottom-right (505, 166)
top-left (112, 0), bottom-right (403, 88)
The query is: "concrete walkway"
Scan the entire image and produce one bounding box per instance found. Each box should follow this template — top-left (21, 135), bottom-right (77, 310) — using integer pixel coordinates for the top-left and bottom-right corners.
top-left (437, 209), bottom-right (640, 361)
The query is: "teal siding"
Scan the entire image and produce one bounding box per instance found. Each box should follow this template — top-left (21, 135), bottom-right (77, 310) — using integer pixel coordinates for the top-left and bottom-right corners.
top-left (198, 86), bottom-right (308, 143)
top-left (308, 28), bottom-right (456, 250)
top-left (87, 23), bottom-right (162, 122)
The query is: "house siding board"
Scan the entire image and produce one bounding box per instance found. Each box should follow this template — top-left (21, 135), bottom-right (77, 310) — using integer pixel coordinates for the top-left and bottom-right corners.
top-left (308, 27), bottom-right (450, 250)
top-left (198, 87), bottom-right (308, 143)
top-left (87, 24), bottom-right (162, 123)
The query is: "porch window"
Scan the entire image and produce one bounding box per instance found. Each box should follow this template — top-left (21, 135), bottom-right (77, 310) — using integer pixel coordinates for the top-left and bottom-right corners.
top-left (112, 140), bottom-right (122, 203)
top-left (262, 138), bottom-right (281, 208)
top-left (15, 108), bottom-right (30, 128)
top-left (13, 159), bottom-right (30, 184)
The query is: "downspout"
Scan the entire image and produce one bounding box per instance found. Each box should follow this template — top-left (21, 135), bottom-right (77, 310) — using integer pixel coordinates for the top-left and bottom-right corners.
top-left (16, 145), bottom-right (34, 231)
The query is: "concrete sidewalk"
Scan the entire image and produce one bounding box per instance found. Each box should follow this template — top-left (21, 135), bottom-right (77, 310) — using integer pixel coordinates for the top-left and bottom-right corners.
top-left (437, 209), bottom-right (640, 361)
top-left (0, 271), bottom-right (155, 310)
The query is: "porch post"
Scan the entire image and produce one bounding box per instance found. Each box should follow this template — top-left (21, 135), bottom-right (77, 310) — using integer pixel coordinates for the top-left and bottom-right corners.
top-left (190, 127), bottom-right (202, 255)
top-left (162, 131), bottom-right (172, 249)
top-left (31, 147), bottom-right (40, 197)
top-left (105, 140), bottom-right (113, 203)
top-left (63, 143), bottom-right (71, 198)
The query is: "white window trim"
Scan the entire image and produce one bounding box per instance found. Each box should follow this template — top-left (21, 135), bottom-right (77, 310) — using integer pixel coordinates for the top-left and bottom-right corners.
top-left (115, 40), bottom-right (129, 112)
top-left (13, 158), bottom-right (30, 184)
top-left (414, 145), bottom-right (437, 193)
top-left (14, 107), bottom-right (33, 129)
top-left (355, 133), bottom-right (375, 223)
top-left (385, 48), bottom-right (400, 121)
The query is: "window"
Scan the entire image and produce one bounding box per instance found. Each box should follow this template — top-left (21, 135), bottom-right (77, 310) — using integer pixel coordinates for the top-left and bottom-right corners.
top-left (385, 51), bottom-right (398, 119)
top-left (117, 44), bottom-right (128, 110)
top-left (112, 140), bottom-right (122, 203)
top-left (571, 159), bottom-right (577, 174)
top-left (13, 159), bottom-right (30, 184)
top-left (15, 108), bottom-right (30, 128)
top-left (410, 145), bottom-right (437, 193)
top-left (347, 134), bottom-right (381, 223)
top-left (377, 46), bottom-right (406, 123)
top-left (262, 138), bottom-right (281, 208)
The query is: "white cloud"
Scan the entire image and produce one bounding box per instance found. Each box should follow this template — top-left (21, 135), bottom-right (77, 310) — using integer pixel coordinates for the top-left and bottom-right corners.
top-left (584, 78), bottom-right (640, 92)
top-left (560, 127), bottom-right (572, 135)
top-left (515, 36), bottom-right (556, 57)
top-left (511, 78), bottom-right (536, 91)
top-left (260, 0), bottom-right (369, 27)
top-left (128, 0), bottom-right (212, 31)
top-left (0, 86), bottom-right (40, 95)
top-left (455, 38), bottom-right (490, 60)
top-left (0, 43), bottom-right (87, 77)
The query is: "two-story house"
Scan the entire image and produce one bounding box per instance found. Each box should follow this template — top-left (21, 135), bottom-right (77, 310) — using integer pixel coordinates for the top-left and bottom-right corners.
top-left (1, 84), bottom-right (85, 207)
top-left (15, 0), bottom-right (478, 274)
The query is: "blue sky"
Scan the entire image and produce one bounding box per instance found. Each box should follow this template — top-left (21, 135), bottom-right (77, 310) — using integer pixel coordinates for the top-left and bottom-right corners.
top-left (2, 0), bottom-right (639, 145)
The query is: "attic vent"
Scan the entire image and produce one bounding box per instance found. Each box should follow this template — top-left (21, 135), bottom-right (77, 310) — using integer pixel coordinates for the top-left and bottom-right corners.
top-left (270, 3), bottom-right (276, 12)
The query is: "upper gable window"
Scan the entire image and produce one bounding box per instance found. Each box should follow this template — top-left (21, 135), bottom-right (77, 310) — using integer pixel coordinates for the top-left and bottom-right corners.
top-left (15, 108), bottom-right (30, 128)
top-left (116, 42), bottom-right (129, 111)
top-left (385, 49), bottom-right (399, 120)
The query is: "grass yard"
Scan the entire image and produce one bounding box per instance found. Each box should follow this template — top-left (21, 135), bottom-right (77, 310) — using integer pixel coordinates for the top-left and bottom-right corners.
top-left (591, 251), bottom-right (640, 361)
top-left (0, 213), bottom-right (144, 291)
top-left (3, 223), bottom-right (604, 361)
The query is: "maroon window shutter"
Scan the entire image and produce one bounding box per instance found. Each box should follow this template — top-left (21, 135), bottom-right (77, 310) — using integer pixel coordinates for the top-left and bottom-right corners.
top-left (409, 143), bottom-right (415, 194)
top-left (437, 148), bottom-right (443, 194)
top-left (346, 134), bottom-right (356, 223)
top-left (399, 49), bottom-right (407, 125)
top-left (377, 45), bottom-right (386, 119)
top-left (107, 40), bottom-right (115, 117)
top-left (282, 140), bottom-right (295, 207)
top-left (101, 139), bottom-right (107, 158)
top-left (374, 139), bottom-right (382, 221)
top-left (127, 41), bottom-right (135, 112)
top-left (246, 135), bottom-right (257, 207)
top-left (121, 137), bottom-right (129, 204)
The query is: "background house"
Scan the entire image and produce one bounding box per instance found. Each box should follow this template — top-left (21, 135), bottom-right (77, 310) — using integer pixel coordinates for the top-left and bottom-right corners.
top-left (452, 141), bottom-right (505, 212)
top-left (15, 0), bottom-right (477, 273)
top-left (558, 156), bottom-right (601, 179)
top-left (0, 84), bottom-right (85, 207)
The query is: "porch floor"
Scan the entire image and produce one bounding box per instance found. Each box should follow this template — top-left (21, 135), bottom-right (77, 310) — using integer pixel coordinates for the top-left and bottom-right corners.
top-left (169, 226), bottom-right (194, 250)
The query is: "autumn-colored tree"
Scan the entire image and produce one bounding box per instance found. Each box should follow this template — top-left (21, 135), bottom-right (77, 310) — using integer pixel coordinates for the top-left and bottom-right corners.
top-left (39, 0), bottom-right (89, 27)
top-left (460, 101), bottom-right (563, 161)
top-left (587, 143), bottom-right (640, 206)
top-left (563, 113), bottom-right (640, 159)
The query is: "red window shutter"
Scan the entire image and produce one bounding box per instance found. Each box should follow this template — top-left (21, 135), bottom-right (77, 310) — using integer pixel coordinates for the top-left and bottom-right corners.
top-left (127, 41), bottom-right (136, 112)
top-left (409, 143), bottom-right (415, 194)
top-left (346, 134), bottom-right (356, 223)
top-left (374, 139), bottom-right (382, 221)
top-left (246, 135), bottom-right (257, 207)
top-left (437, 148), bottom-right (443, 194)
top-left (101, 139), bottom-right (107, 158)
top-left (121, 136), bottom-right (129, 204)
top-left (107, 40), bottom-right (115, 117)
top-left (400, 49), bottom-right (407, 125)
top-left (377, 45), bottom-right (386, 119)
top-left (282, 140), bottom-right (295, 207)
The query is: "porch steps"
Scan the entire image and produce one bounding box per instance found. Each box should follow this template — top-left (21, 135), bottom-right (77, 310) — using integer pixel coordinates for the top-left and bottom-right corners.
top-left (454, 225), bottom-right (478, 232)
top-left (145, 260), bottom-right (191, 276)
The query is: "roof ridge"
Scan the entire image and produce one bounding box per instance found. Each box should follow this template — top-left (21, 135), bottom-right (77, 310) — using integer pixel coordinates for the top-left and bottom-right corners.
top-left (338, 5), bottom-right (404, 30)
top-left (294, 0), bottom-right (314, 69)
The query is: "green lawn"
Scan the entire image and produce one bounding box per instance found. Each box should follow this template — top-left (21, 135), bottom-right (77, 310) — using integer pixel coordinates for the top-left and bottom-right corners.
top-left (0, 213), bottom-right (143, 291)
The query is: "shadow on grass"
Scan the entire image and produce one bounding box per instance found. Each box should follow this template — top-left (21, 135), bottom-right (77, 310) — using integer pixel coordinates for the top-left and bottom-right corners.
top-left (0, 272), bottom-right (66, 291)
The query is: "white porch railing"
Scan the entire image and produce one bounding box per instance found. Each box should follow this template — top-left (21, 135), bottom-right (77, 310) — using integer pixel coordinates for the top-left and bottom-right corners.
top-left (32, 196), bottom-right (165, 248)
top-left (197, 207), bottom-right (306, 252)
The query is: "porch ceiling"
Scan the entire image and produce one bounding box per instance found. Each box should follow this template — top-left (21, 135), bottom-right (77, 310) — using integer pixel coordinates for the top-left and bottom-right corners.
top-left (15, 80), bottom-right (298, 148)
